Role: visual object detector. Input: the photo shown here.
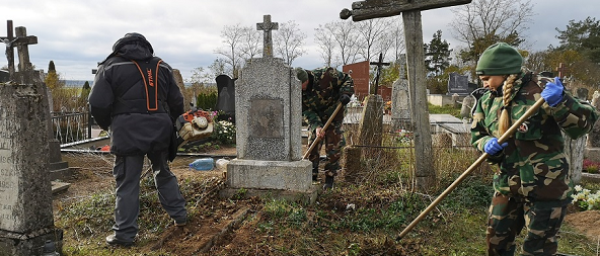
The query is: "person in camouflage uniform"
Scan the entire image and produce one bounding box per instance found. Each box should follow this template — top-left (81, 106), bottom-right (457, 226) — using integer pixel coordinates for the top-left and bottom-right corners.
top-left (471, 42), bottom-right (598, 255)
top-left (296, 67), bottom-right (354, 189)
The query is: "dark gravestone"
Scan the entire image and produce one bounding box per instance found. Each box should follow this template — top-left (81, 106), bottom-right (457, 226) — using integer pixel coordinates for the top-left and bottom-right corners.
top-left (447, 72), bottom-right (476, 96)
top-left (576, 87), bottom-right (589, 101)
top-left (215, 74), bottom-right (236, 122)
top-left (0, 70), bottom-right (8, 82)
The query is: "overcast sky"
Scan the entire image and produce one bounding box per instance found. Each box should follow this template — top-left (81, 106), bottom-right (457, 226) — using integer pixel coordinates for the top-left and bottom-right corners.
top-left (1, 0), bottom-right (597, 81)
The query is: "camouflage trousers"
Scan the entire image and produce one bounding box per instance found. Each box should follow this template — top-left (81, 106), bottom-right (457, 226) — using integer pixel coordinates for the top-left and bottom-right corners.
top-left (487, 192), bottom-right (567, 256)
top-left (307, 120), bottom-right (345, 176)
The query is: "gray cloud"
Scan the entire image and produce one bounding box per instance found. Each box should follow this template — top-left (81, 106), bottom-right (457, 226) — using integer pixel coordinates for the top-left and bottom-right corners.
top-left (1, 0), bottom-right (597, 81)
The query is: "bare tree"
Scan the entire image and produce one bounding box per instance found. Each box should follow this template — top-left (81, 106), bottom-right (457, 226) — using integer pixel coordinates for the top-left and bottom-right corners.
top-left (355, 18), bottom-right (393, 62)
top-left (239, 25), bottom-right (261, 63)
top-left (215, 24), bottom-right (244, 78)
top-left (388, 16), bottom-right (405, 62)
top-left (329, 20), bottom-right (360, 66)
top-left (314, 24), bottom-right (336, 67)
top-left (274, 20), bottom-right (307, 66)
top-left (449, 0), bottom-right (535, 62)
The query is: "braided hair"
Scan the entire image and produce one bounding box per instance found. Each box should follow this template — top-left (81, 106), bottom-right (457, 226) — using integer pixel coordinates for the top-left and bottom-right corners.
top-left (498, 74), bottom-right (519, 136)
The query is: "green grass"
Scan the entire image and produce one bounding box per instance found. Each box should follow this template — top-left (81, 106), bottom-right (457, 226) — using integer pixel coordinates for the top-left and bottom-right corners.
top-left (428, 102), bottom-right (461, 118)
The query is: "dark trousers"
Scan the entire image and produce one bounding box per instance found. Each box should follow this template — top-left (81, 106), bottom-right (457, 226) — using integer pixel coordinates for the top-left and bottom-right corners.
top-left (112, 151), bottom-right (187, 242)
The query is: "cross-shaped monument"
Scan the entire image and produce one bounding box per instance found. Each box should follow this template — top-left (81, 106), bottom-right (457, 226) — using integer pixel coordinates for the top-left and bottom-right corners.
top-left (1, 20), bottom-right (37, 81)
top-left (341, 0), bottom-right (472, 189)
top-left (256, 15), bottom-right (278, 58)
top-left (369, 52), bottom-right (390, 95)
top-left (556, 62), bottom-right (569, 78)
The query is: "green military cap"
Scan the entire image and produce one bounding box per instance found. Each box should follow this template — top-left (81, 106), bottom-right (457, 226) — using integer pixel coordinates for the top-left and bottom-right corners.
top-left (476, 42), bottom-right (523, 75)
top-left (295, 67), bottom-right (308, 83)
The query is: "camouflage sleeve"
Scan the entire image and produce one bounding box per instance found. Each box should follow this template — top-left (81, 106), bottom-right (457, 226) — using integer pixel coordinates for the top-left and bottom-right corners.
top-left (544, 92), bottom-right (598, 139)
top-left (302, 109), bottom-right (323, 128)
top-left (470, 96), bottom-right (504, 164)
top-left (337, 70), bottom-right (354, 96)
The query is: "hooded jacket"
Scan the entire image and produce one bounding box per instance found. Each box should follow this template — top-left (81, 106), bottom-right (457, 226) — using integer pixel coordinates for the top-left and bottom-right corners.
top-left (88, 33), bottom-right (184, 155)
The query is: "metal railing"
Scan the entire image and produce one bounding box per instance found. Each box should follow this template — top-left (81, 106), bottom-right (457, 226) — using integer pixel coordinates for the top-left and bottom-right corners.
top-left (51, 111), bottom-right (92, 145)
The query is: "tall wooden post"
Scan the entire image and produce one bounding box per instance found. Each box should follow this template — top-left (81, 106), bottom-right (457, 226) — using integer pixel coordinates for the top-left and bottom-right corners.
top-left (340, 0), bottom-right (472, 191)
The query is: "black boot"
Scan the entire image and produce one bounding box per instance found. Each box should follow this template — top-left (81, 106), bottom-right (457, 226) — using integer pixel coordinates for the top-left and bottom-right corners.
top-left (312, 160), bottom-right (319, 182)
top-left (323, 175), bottom-right (334, 190)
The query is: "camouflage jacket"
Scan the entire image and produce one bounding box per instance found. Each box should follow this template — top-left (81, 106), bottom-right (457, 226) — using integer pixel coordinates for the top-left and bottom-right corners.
top-left (301, 67), bottom-right (354, 127)
top-left (471, 73), bottom-right (598, 204)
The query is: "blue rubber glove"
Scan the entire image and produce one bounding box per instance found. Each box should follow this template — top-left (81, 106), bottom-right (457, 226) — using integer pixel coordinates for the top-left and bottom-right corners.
top-left (541, 77), bottom-right (564, 107)
top-left (484, 138), bottom-right (508, 155)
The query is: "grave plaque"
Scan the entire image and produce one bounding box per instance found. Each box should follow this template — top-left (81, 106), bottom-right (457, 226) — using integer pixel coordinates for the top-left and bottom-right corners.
top-left (249, 99), bottom-right (283, 139)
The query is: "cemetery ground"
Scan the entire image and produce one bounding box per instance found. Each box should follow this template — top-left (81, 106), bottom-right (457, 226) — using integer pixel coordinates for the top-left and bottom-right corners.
top-left (52, 127), bottom-right (600, 255)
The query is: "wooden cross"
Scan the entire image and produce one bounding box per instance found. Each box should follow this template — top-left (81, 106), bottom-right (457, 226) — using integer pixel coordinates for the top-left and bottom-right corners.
top-left (256, 15), bottom-right (278, 58)
top-left (369, 52), bottom-right (390, 95)
top-left (340, 0), bottom-right (472, 191)
top-left (556, 62), bottom-right (569, 78)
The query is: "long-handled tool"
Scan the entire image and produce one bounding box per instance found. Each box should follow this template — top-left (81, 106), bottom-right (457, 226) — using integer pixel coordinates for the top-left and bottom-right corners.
top-left (303, 102), bottom-right (344, 160)
top-left (397, 97), bottom-right (546, 241)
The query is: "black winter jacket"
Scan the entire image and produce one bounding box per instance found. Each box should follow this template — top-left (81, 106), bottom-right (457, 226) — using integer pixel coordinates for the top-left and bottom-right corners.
top-left (88, 34), bottom-right (184, 156)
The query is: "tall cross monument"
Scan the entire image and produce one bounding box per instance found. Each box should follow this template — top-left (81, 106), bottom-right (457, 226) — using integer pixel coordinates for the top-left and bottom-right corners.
top-left (256, 15), bottom-right (278, 58)
top-left (341, 0), bottom-right (472, 190)
top-left (369, 52), bottom-right (390, 95)
top-left (1, 20), bottom-right (38, 82)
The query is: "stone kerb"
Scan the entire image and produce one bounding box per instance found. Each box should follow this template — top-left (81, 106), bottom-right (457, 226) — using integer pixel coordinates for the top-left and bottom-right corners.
top-left (0, 82), bottom-right (62, 255)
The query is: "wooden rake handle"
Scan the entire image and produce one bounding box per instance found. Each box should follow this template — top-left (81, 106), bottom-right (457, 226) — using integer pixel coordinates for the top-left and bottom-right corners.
top-left (397, 97), bottom-right (546, 240)
top-left (302, 102), bottom-right (344, 160)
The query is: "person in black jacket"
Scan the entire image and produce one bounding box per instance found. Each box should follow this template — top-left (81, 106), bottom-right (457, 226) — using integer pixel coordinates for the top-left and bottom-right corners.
top-left (88, 33), bottom-right (187, 247)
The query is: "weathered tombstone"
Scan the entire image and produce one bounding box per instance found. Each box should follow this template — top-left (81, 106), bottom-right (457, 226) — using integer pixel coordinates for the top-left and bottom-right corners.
top-left (0, 70), bottom-right (8, 83)
top-left (172, 69), bottom-right (192, 111)
top-left (0, 81), bottom-right (63, 255)
top-left (460, 94), bottom-right (476, 121)
top-left (221, 15), bottom-right (313, 202)
top-left (576, 87), bottom-right (589, 101)
top-left (357, 95), bottom-right (384, 157)
top-left (215, 74), bottom-right (236, 122)
top-left (586, 91), bottom-right (600, 162)
top-left (563, 82), bottom-right (587, 184)
top-left (391, 55), bottom-right (411, 129)
top-left (341, 0), bottom-right (473, 190)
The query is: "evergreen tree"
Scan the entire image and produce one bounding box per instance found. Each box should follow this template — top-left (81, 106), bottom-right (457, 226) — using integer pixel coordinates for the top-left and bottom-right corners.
top-left (555, 16), bottom-right (600, 64)
top-left (44, 60), bottom-right (62, 90)
top-left (424, 30), bottom-right (452, 77)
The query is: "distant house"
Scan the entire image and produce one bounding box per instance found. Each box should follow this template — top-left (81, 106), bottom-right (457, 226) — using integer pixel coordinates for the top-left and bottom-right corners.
top-left (0, 70), bottom-right (9, 82)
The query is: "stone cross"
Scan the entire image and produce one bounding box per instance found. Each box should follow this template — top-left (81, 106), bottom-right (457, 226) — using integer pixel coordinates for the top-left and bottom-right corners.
top-left (256, 15), bottom-right (278, 58)
top-left (341, 0), bottom-right (472, 191)
top-left (369, 52), bottom-right (390, 95)
top-left (14, 26), bottom-right (37, 73)
top-left (1, 21), bottom-right (37, 80)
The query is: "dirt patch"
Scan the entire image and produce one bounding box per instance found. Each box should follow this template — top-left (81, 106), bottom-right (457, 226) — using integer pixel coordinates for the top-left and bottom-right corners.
top-left (564, 210), bottom-right (600, 241)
